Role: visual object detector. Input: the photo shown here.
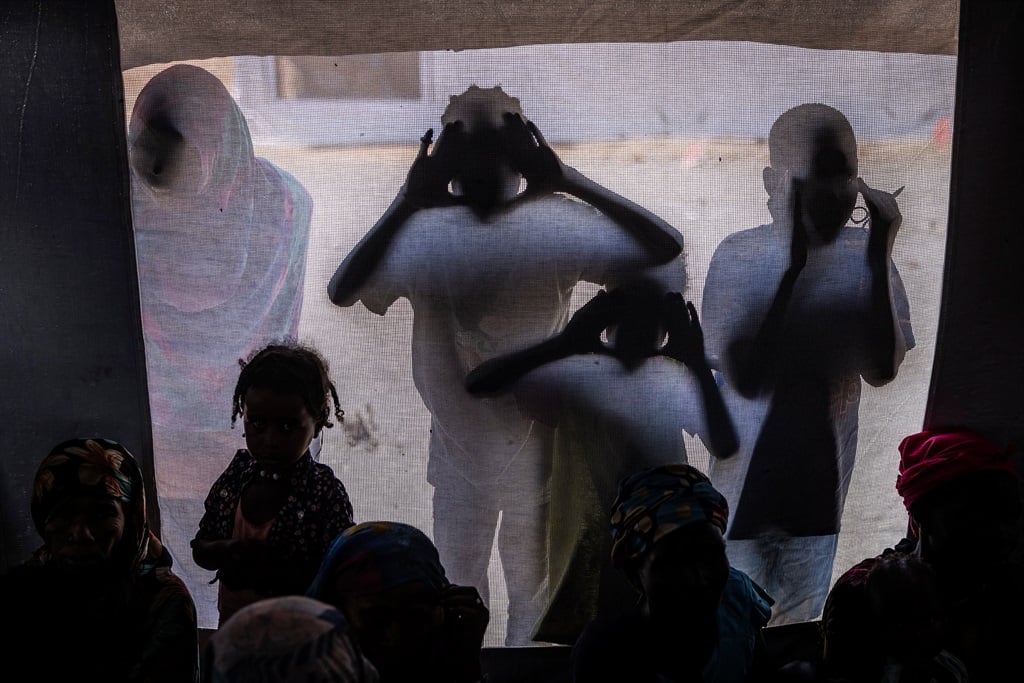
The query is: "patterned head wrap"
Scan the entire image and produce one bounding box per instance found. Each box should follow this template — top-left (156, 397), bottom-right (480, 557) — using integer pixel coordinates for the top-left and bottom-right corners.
top-left (208, 595), bottom-right (379, 683)
top-left (896, 429), bottom-right (1018, 511)
top-left (31, 437), bottom-right (160, 572)
top-left (609, 464), bottom-right (729, 568)
top-left (307, 522), bottom-right (450, 602)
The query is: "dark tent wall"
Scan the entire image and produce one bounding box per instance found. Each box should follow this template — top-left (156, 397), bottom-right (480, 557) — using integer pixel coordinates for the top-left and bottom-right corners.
top-left (926, 0), bottom-right (1024, 448)
top-left (0, 0), bottom-right (157, 566)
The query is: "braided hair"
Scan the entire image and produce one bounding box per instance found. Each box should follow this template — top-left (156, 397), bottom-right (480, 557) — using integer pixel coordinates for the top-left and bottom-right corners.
top-left (231, 340), bottom-right (344, 433)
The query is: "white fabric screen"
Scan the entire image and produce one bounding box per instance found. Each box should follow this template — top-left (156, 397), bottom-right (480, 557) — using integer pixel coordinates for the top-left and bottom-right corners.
top-left (122, 39), bottom-right (955, 644)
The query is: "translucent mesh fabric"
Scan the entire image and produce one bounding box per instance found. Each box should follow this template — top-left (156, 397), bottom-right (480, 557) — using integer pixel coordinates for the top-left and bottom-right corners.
top-left (122, 40), bottom-right (955, 644)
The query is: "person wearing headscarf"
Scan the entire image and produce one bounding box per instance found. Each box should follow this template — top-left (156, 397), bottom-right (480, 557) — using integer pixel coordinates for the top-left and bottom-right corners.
top-left (895, 428), bottom-right (1021, 561)
top-left (0, 437), bottom-right (200, 682)
top-left (128, 62), bottom-right (315, 628)
top-left (892, 428), bottom-right (1022, 683)
top-left (798, 429), bottom-right (1022, 683)
top-left (204, 595), bottom-right (379, 683)
top-left (775, 553), bottom-right (969, 683)
top-left (128, 63), bottom-right (314, 434)
top-left (307, 521), bottom-right (488, 683)
top-left (571, 464), bottom-right (773, 683)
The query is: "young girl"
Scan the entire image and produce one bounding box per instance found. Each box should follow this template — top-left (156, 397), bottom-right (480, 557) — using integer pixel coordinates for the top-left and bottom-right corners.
top-left (191, 341), bottom-right (355, 626)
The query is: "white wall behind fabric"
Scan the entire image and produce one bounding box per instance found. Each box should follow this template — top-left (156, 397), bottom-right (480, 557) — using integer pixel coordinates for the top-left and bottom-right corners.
top-left (0, 0), bottom-right (967, 654)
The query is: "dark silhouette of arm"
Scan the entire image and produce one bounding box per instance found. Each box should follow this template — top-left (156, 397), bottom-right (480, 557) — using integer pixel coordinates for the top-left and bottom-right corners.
top-left (501, 112), bottom-right (684, 261)
top-left (661, 294), bottom-right (738, 459)
top-left (726, 196), bottom-right (807, 399)
top-left (858, 177), bottom-right (908, 386)
top-left (464, 334), bottom-right (580, 397)
top-left (327, 123), bottom-right (465, 307)
top-left (465, 289), bottom-right (618, 396)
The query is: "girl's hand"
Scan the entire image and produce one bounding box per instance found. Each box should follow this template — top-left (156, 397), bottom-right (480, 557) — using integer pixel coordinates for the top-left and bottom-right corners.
top-left (216, 539), bottom-right (274, 587)
top-left (225, 538), bottom-right (269, 565)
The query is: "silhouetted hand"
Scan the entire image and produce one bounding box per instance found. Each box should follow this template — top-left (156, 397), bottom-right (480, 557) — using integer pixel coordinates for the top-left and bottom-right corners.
top-left (501, 111), bottom-right (569, 196)
top-left (661, 294), bottom-right (707, 368)
top-left (561, 289), bottom-right (619, 354)
top-left (858, 177), bottom-right (903, 258)
top-left (789, 181), bottom-right (809, 274)
top-left (440, 584), bottom-right (488, 683)
top-left (402, 122), bottom-right (466, 209)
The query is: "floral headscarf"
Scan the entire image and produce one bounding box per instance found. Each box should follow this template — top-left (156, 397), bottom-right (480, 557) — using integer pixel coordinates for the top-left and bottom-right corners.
top-left (609, 464), bottom-right (729, 568)
top-left (207, 595), bottom-right (379, 683)
top-left (31, 437), bottom-right (162, 572)
top-left (307, 521), bottom-right (449, 602)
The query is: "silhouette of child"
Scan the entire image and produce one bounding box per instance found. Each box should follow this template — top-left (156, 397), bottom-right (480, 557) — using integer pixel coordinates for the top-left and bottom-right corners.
top-left (466, 279), bottom-right (737, 644)
top-left (191, 341), bottom-right (355, 626)
top-left (866, 553), bottom-right (967, 683)
top-left (778, 553), bottom-right (967, 683)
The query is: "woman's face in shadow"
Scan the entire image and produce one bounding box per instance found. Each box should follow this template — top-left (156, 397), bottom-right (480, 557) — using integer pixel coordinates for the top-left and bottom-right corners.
top-left (640, 522), bottom-right (729, 616)
top-left (44, 494), bottom-right (127, 566)
top-left (340, 580), bottom-right (445, 675)
top-left (636, 521), bottom-right (729, 676)
top-left (917, 471), bottom-right (1023, 573)
top-left (129, 114), bottom-right (202, 196)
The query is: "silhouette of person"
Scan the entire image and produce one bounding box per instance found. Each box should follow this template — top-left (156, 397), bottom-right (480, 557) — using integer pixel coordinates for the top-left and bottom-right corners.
top-left (204, 595), bottom-right (380, 683)
top-left (781, 429), bottom-right (1020, 683)
top-left (570, 464), bottom-right (774, 683)
top-left (466, 278), bottom-right (737, 644)
top-left (700, 103), bottom-right (915, 624)
top-left (1, 438), bottom-right (200, 682)
top-left (307, 521), bottom-right (489, 683)
top-left (128, 64), bottom-right (313, 435)
top-left (128, 63), bottom-right (315, 626)
top-left (327, 85), bottom-right (684, 644)
top-left (891, 428), bottom-right (1023, 683)
top-left (775, 553), bottom-right (968, 683)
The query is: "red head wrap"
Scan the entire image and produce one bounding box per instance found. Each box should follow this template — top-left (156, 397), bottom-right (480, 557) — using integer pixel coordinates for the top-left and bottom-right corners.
top-left (896, 429), bottom-right (1018, 511)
